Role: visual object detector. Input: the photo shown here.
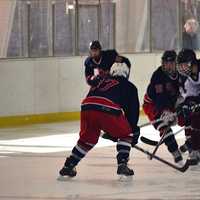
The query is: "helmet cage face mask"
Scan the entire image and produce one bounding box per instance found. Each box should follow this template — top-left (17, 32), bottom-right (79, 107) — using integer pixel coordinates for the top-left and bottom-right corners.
top-left (177, 62), bottom-right (192, 77)
top-left (176, 49), bottom-right (197, 77)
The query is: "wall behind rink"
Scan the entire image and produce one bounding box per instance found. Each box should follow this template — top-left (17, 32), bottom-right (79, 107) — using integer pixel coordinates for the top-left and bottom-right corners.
top-left (0, 53), bottom-right (162, 118)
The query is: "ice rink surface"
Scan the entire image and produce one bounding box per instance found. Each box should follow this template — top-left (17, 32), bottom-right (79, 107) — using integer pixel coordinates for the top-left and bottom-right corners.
top-left (0, 120), bottom-right (200, 200)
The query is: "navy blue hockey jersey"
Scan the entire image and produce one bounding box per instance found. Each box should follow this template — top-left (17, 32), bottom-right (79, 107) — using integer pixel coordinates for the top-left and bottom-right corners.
top-left (84, 50), bottom-right (131, 86)
top-left (81, 75), bottom-right (139, 131)
top-left (144, 67), bottom-right (180, 111)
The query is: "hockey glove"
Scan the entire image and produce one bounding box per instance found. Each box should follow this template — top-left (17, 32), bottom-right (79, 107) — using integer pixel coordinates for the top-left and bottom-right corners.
top-left (131, 126), bottom-right (140, 147)
top-left (160, 110), bottom-right (176, 126)
top-left (101, 132), bottom-right (118, 142)
top-left (176, 103), bottom-right (191, 126)
top-left (88, 75), bottom-right (104, 87)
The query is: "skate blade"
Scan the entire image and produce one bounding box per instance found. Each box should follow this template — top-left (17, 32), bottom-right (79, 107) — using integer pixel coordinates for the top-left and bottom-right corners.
top-left (118, 175), bottom-right (133, 182)
top-left (57, 175), bottom-right (74, 181)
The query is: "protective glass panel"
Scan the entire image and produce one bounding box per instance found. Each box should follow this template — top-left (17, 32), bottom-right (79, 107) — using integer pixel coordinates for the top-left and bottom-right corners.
top-left (115, 0), bottom-right (150, 53)
top-left (180, 0), bottom-right (200, 50)
top-left (151, 0), bottom-right (178, 51)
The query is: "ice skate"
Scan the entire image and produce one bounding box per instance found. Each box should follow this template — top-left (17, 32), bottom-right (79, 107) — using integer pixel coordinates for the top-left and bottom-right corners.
top-left (179, 140), bottom-right (192, 154)
top-left (187, 150), bottom-right (200, 166)
top-left (172, 150), bottom-right (183, 164)
top-left (117, 163), bottom-right (134, 181)
top-left (57, 158), bottom-right (77, 181)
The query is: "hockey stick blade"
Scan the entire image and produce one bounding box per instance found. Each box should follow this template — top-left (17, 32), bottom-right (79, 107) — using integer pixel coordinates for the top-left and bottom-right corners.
top-left (141, 127), bottom-right (186, 146)
top-left (134, 145), bottom-right (190, 172)
top-left (140, 136), bottom-right (158, 146)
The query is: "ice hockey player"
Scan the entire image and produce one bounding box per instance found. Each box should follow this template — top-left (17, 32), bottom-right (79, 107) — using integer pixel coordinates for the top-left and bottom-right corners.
top-left (58, 63), bottom-right (140, 179)
top-left (84, 40), bottom-right (131, 86)
top-left (176, 48), bottom-right (200, 165)
top-left (143, 50), bottom-right (183, 164)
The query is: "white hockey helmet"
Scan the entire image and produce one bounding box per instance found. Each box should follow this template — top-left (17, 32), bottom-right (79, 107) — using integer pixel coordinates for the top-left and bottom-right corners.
top-left (110, 63), bottom-right (130, 79)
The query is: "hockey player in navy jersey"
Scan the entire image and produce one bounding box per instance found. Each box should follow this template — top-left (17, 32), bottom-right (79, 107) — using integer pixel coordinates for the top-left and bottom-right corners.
top-left (84, 40), bottom-right (131, 86)
top-left (58, 63), bottom-right (140, 179)
top-left (143, 50), bottom-right (183, 164)
top-left (176, 49), bottom-right (200, 165)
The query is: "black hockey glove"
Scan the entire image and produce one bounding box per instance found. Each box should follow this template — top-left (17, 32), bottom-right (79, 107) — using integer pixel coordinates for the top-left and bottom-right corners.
top-left (176, 103), bottom-right (191, 126)
top-left (101, 132), bottom-right (118, 142)
top-left (131, 126), bottom-right (140, 147)
top-left (88, 75), bottom-right (103, 87)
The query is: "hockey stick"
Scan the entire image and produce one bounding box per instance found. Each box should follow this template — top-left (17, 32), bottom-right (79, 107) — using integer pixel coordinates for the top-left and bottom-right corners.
top-left (139, 113), bottom-right (178, 128)
top-left (101, 118), bottom-right (165, 142)
top-left (139, 118), bottom-right (162, 128)
top-left (149, 128), bottom-right (168, 160)
top-left (141, 127), bottom-right (186, 146)
top-left (140, 103), bottom-right (200, 129)
top-left (140, 104), bottom-right (200, 146)
top-left (133, 145), bottom-right (190, 172)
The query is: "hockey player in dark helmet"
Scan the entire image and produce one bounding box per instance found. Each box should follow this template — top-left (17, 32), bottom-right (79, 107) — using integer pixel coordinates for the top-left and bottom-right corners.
top-left (176, 49), bottom-right (197, 154)
top-left (143, 50), bottom-right (183, 165)
top-left (176, 48), bottom-right (198, 77)
top-left (161, 50), bottom-right (177, 78)
top-left (176, 49), bottom-right (200, 165)
top-left (89, 40), bottom-right (102, 60)
top-left (84, 40), bottom-right (131, 86)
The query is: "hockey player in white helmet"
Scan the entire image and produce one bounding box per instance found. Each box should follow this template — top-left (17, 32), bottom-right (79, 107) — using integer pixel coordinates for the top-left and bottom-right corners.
top-left (101, 62), bottom-right (140, 145)
top-left (58, 62), bottom-right (140, 179)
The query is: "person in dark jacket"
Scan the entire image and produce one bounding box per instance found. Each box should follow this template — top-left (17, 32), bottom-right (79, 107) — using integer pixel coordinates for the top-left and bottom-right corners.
top-left (84, 40), bottom-right (131, 86)
top-left (182, 18), bottom-right (199, 50)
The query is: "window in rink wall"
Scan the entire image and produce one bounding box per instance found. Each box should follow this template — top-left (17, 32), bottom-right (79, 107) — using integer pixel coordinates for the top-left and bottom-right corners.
top-left (180, 0), bottom-right (200, 50)
top-left (78, 0), bottom-right (115, 55)
top-left (151, 0), bottom-right (179, 51)
top-left (5, 0), bottom-right (115, 58)
top-left (4, 0), bottom-right (200, 59)
top-left (78, 1), bottom-right (99, 55)
top-left (53, 0), bottom-right (75, 56)
top-left (100, 1), bottom-right (115, 49)
top-left (7, 1), bottom-right (28, 58)
top-left (115, 0), bottom-right (150, 53)
top-left (29, 0), bottom-right (51, 57)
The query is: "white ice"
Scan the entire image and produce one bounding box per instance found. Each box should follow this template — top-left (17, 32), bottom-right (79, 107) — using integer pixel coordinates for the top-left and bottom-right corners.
top-left (0, 122), bottom-right (199, 200)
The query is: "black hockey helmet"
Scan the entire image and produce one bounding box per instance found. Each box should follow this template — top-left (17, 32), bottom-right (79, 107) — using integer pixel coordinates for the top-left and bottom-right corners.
top-left (161, 50), bottom-right (177, 78)
top-left (177, 48), bottom-right (197, 65)
top-left (162, 50), bottom-right (177, 62)
top-left (177, 49), bottom-right (197, 77)
top-left (89, 40), bottom-right (102, 50)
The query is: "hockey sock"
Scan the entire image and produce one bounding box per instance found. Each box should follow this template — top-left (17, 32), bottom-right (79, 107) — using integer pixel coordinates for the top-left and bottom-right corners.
top-left (66, 140), bottom-right (94, 167)
top-left (163, 130), bottom-right (178, 153)
top-left (191, 113), bottom-right (200, 150)
top-left (116, 139), bottom-right (131, 165)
